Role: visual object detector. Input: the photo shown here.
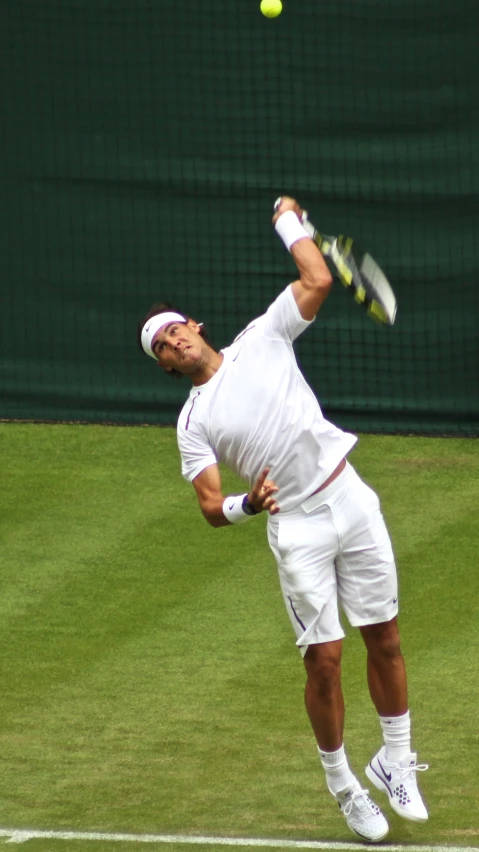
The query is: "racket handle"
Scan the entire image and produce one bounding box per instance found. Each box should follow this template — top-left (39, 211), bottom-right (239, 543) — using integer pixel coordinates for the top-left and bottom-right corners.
top-left (301, 212), bottom-right (335, 256)
top-left (300, 211), bottom-right (316, 239)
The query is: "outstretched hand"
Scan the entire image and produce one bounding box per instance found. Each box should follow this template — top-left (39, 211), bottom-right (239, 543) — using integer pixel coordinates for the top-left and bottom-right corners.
top-left (247, 468), bottom-right (280, 515)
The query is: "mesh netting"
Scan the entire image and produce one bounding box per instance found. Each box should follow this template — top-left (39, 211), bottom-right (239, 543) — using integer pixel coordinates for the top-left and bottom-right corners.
top-left (2, 0), bottom-right (478, 432)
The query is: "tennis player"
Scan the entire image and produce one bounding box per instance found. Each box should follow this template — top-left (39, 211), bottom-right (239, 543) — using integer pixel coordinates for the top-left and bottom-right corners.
top-left (138, 196), bottom-right (428, 842)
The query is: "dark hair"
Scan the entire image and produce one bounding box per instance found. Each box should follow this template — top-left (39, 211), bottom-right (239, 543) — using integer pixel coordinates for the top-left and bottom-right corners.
top-left (137, 301), bottom-right (212, 379)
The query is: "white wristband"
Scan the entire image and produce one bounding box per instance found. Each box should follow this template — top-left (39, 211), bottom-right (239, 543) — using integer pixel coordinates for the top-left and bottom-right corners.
top-left (275, 210), bottom-right (310, 252)
top-left (223, 494), bottom-right (257, 524)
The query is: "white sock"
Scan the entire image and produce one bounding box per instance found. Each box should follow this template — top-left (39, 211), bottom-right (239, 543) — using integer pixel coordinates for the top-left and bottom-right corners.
top-left (380, 711), bottom-right (411, 763)
top-left (318, 744), bottom-right (358, 796)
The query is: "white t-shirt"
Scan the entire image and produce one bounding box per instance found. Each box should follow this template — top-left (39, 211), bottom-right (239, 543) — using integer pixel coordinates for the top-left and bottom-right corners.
top-left (177, 285), bottom-right (357, 512)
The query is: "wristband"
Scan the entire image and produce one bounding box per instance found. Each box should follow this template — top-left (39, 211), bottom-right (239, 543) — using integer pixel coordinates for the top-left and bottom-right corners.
top-left (223, 493), bottom-right (258, 524)
top-left (241, 494), bottom-right (258, 516)
top-left (275, 210), bottom-right (310, 252)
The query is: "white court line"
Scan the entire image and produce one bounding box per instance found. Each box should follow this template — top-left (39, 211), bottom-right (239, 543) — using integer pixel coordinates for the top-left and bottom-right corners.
top-left (0, 828), bottom-right (477, 851)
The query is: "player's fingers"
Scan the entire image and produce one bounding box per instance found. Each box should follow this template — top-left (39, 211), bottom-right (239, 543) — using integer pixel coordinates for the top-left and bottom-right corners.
top-left (262, 479), bottom-right (278, 493)
top-left (274, 195), bottom-right (297, 209)
top-left (260, 488), bottom-right (279, 507)
top-left (252, 468), bottom-right (270, 494)
top-left (249, 470), bottom-right (280, 513)
top-left (248, 470), bottom-right (269, 506)
top-left (263, 494), bottom-right (277, 509)
top-left (272, 205), bottom-right (303, 227)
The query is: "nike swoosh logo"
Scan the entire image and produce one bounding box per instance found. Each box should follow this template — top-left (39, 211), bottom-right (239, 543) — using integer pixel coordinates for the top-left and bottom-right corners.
top-left (378, 758), bottom-right (392, 782)
top-left (228, 503), bottom-right (235, 510)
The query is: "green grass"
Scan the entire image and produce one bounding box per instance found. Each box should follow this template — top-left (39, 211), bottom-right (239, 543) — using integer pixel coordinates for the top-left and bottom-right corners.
top-left (0, 424), bottom-right (478, 851)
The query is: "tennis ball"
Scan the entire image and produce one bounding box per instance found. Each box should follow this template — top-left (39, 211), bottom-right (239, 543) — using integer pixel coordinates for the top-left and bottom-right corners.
top-left (260, 0), bottom-right (282, 18)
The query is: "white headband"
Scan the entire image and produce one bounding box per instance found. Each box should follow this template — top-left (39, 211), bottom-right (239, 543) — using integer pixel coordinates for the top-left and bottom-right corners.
top-left (141, 312), bottom-right (187, 360)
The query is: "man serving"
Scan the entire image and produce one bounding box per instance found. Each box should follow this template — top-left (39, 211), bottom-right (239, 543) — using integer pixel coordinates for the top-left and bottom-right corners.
top-left (138, 196), bottom-right (428, 841)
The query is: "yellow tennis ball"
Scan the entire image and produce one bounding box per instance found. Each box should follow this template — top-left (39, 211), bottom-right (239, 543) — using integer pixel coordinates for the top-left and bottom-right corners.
top-left (260, 0), bottom-right (282, 18)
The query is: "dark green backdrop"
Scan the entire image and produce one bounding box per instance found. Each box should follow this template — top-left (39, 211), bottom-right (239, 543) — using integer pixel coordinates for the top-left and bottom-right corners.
top-left (2, 0), bottom-right (478, 433)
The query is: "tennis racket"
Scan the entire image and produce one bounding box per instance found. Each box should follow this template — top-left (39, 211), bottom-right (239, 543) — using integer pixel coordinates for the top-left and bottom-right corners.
top-left (300, 211), bottom-right (397, 325)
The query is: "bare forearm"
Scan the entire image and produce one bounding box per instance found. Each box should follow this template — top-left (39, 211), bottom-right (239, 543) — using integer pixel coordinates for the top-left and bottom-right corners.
top-left (193, 466), bottom-right (279, 528)
top-left (273, 197), bottom-right (333, 320)
top-left (291, 236), bottom-right (333, 291)
top-left (201, 498), bottom-right (232, 528)
top-left (289, 238), bottom-right (332, 320)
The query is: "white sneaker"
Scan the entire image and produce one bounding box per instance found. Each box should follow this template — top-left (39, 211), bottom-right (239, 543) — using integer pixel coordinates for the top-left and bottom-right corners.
top-left (366, 747), bottom-right (429, 822)
top-left (335, 784), bottom-right (389, 842)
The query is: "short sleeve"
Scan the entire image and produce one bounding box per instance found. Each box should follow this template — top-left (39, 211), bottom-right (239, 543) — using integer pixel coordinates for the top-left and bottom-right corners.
top-left (261, 284), bottom-right (314, 342)
top-left (177, 399), bottom-right (217, 482)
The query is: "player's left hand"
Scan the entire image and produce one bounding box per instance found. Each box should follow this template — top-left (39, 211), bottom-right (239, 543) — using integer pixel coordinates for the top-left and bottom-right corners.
top-left (247, 468), bottom-right (280, 515)
top-left (272, 195), bottom-right (303, 225)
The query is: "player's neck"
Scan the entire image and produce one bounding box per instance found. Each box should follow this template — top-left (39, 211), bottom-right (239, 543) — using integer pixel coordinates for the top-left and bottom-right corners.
top-left (191, 350), bottom-right (224, 386)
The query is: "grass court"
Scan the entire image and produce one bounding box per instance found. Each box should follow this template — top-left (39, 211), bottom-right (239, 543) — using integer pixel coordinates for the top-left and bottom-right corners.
top-left (0, 423), bottom-right (478, 851)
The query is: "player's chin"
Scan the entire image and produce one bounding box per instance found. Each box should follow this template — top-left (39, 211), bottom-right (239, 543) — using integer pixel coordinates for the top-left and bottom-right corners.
top-left (179, 351), bottom-right (202, 373)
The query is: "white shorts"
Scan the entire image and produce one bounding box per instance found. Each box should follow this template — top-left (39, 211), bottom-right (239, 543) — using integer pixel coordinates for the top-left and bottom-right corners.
top-left (267, 462), bottom-right (398, 655)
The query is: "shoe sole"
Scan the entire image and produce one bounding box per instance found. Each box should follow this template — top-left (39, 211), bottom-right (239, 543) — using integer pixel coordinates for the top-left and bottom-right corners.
top-left (348, 825), bottom-right (389, 843)
top-left (365, 763), bottom-right (428, 823)
top-left (339, 797), bottom-right (389, 842)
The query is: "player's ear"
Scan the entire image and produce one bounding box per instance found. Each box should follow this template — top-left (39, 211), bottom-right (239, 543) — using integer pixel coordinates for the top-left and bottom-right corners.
top-left (187, 318), bottom-right (202, 333)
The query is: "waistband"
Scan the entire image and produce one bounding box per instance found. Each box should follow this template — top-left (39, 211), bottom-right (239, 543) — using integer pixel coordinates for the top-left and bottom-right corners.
top-left (300, 460), bottom-right (352, 513)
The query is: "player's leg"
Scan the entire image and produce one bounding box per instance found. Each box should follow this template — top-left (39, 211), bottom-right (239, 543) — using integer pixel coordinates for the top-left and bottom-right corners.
top-left (303, 639), bottom-right (344, 752)
top-left (302, 638), bottom-right (388, 841)
top-left (360, 618), bottom-right (428, 822)
top-left (333, 465), bottom-right (428, 823)
top-left (267, 508), bottom-right (389, 841)
top-left (359, 616), bottom-right (407, 717)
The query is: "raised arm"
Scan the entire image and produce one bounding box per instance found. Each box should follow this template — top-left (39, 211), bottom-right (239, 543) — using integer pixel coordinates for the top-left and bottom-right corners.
top-left (192, 463), bottom-right (280, 528)
top-left (273, 196), bottom-right (333, 321)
